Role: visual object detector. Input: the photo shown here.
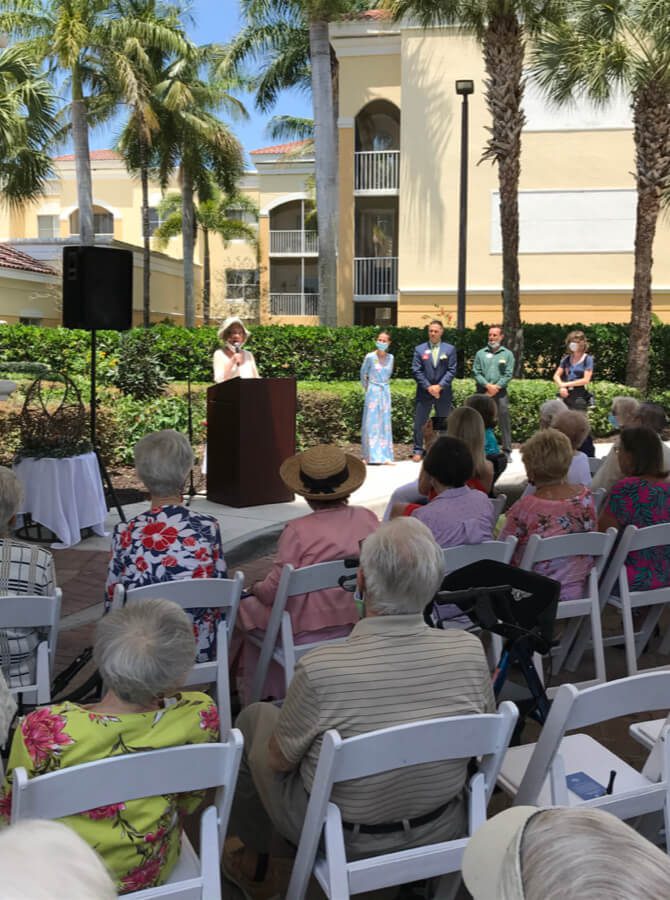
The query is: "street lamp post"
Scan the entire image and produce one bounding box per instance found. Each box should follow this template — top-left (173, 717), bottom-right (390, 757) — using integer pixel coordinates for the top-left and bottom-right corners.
top-left (455, 79), bottom-right (474, 331)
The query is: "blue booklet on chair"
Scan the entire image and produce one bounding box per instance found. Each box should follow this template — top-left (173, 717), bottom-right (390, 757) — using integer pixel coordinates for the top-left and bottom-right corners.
top-left (566, 771), bottom-right (607, 800)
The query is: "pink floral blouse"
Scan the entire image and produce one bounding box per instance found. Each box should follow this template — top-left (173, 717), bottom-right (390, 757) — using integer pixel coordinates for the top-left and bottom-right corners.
top-left (501, 486), bottom-right (597, 600)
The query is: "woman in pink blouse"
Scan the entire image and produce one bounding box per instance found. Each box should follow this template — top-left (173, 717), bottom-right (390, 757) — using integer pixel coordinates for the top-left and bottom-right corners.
top-left (236, 444), bottom-right (378, 701)
top-left (501, 429), bottom-right (596, 600)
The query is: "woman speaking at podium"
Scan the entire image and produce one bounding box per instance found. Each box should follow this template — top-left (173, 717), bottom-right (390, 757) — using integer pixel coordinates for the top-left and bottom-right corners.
top-left (213, 316), bottom-right (259, 382)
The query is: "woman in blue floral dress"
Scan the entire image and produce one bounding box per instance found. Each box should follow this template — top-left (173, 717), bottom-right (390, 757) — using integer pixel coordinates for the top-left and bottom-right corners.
top-left (360, 331), bottom-right (394, 464)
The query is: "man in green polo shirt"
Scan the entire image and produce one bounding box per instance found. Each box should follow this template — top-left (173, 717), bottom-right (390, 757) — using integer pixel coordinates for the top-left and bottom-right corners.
top-left (473, 324), bottom-right (515, 458)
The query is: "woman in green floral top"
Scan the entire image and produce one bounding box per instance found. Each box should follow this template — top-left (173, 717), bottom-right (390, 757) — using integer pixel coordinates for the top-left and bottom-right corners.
top-left (0, 599), bottom-right (220, 895)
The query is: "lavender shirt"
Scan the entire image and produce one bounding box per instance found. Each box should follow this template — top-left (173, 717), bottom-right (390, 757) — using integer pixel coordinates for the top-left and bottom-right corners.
top-left (411, 486), bottom-right (495, 548)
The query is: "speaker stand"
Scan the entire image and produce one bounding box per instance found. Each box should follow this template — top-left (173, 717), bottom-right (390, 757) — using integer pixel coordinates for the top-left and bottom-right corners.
top-left (90, 329), bottom-right (126, 523)
top-left (184, 346), bottom-right (197, 507)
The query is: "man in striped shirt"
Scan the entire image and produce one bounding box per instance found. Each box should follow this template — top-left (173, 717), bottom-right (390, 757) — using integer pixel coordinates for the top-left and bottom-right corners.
top-left (224, 518), bottom-right (495, 898)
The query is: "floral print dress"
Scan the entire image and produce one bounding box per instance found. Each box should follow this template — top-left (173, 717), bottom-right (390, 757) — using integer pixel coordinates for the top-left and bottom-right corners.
top-left (500, 486), bottom-right (597, 600)
top-left (360, 351), bottom-right (394, 463)
top-left (0, 692), bottom-right (219, 894)
top-left (605, 476), bottom-right (670, 590)
top-left (105, 505), bottom-right (227, 662)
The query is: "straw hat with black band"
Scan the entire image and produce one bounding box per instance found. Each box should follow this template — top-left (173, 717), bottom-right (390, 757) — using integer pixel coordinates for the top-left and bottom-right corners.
top-left (280, 445), bottom-right (366, 502)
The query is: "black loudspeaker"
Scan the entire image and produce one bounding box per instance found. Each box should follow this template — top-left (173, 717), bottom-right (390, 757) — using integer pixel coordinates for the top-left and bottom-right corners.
top-left (62, 246), bottom-right (133, 330)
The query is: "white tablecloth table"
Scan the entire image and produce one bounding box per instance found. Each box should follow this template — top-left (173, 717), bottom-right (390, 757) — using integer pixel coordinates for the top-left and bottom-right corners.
top-left (14, 452), bottom-right (108, 549)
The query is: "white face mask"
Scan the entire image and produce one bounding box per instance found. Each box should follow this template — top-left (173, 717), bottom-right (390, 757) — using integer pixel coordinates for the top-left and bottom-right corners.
top-left (568, 341), bottom-right (579, 353)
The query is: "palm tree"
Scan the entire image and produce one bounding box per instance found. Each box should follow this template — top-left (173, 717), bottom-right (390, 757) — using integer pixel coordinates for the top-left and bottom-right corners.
top-left (0, 44), bottom-right (58, 205)
top-left (385, 0), bottom-right (567, 368)
top-left (155, 186), bottom-right (258, 323)
top-left (0, 0), bottom-right (188, 245)
top-left (151, 47), bottom-right (246, 326)
top-left (222, 0), bottom-right (369, 326)
top-left (532, 1), bottom-right (670, 392)
top-left (115, 0), bottom-right (192, 325)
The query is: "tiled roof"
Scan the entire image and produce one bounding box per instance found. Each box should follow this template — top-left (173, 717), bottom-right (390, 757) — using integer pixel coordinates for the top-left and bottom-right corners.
top-left (346, 8), bottom-right (392, 20)
top-left (54, 149), bottom-right (121, 161)
top-left (250, 139), bottom-right (311, 156)
top-left (0, 244), bottom-right (56, 276)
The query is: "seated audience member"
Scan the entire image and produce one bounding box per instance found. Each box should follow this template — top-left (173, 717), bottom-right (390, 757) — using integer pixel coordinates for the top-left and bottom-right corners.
top-left (523, 409), bottom-right (591, 495)
top-left (224, 518), bottom-right (495, 898)
top-left (398, 437), bottom-right (494, 548)
top-left (599, 425), bottom-right (670, 590)
top-left (0, 599), bottom-right (219, 894)
top-left (539, 398), bottom-right (566, 430)
top-left (501, 429), bottom-right (596, 600)
top-left (463, 806), bottom-right (670, 900)
top-left (105, 429), bottom-right (226, 662)
top-left (382, 419), bottom-right (438, 520)
top-left (465, 394), bottom-right (508, 481)
top-left (0, 466), bottom-right (57, 689)
top-left (591, 396), bottom-right (641, 491)
top-left (236, 444), bottom-right (378, 702)
top-left (0, 820), bottom-right (117, 900)
top-left (447, 406), bottom-right (494, 494)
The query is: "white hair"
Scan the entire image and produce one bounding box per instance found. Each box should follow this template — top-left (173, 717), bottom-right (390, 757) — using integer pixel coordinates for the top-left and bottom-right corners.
top-left (539, 399), bottom-right (565, 429)
top-left (501, 807), bottom-right (670, 900)
top-left (0, 465), bottom-right (23, 535)
top-left (360, 518), bottom-right (444, 616)
top-left (134, 429), bottom-right (194, 497)
top-left (0, 820), bottom-right (116, 899)
top-left (94, 598), bottom-right (196, 706)
top-left (612, 395), bottom-right (640, 427)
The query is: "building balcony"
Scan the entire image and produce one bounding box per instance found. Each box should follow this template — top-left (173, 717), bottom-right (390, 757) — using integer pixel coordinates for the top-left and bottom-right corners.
top-left (270, 293), bottom-right (319, 316)
top-left (354, 257), bottom-right (398, 298)
top-left (354, 151), bottom-right (400, 194)
top-left (269, 230), bottom-right (318, 255)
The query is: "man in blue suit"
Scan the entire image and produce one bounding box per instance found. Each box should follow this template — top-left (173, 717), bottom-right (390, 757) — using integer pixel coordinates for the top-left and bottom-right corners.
top-left (411, 320), bottom-right (458, 460)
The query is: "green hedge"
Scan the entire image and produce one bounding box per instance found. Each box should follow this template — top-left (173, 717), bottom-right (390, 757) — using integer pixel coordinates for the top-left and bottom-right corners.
top-left (0, 377), bottom-right (652, 468)
top-left (1, 321), bottom-right (669, 389)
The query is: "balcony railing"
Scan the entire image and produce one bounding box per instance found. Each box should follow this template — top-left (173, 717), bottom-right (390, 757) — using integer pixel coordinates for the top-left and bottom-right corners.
top-left (354, 257), bottom-right (398, 296)
top-left (270, 230), bottom-right (318, 254)
top-left (354, 151), bottom-right (400, 193)
top-left (270, 293), bottom-right (319, 316)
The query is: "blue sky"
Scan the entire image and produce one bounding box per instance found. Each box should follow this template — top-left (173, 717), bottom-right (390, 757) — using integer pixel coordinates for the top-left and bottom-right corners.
top-left (87, 0), bottom-right (312, 164)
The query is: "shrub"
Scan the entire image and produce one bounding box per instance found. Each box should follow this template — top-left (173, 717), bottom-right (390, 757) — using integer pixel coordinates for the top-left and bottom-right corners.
top-left (4, 321), bottom-right (670, 388)
top-left (111, 330), bottom-right (168, 399)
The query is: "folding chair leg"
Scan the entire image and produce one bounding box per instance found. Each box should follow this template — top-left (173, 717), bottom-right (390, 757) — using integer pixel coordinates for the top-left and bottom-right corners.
top-left (621, 598), bottom-right (639, 676)
top-left (635, 605), bottom-right (665, 659)
top-left (565, 619), bottom-right (591, 672)
top-left (551, 617), bottom-right (583, 675)
top-left (591, 599), bottom-right (607, 684)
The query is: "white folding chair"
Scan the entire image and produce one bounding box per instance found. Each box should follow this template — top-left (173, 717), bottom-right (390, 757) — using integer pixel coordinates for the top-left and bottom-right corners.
top-left (0, 590), bottom-right (62, 705)
top-left (629, 717), bottom-right (669, 751)
top-left (491, 493), bottom-right (507, 518)
top-left (248, 559), bottom-right (357, 704)
top-left (497, 673), bottom-right (670, 847)
top-left (287, 703), bottom-right (519, 900)
top-left (519, 529), bottom-right (617, 688)
top-left (441, 536), bottom-right (517, 574)
top-left (10, 735), bottom-right (243, 900)
top-left (568, 523), bottom-right (670, 676)
top-left (113, 573), bottom-right (244, 733)
top-left (592, 487), bottom-right (607, 514)
top-left (589, 457), bottom-right (604, 477)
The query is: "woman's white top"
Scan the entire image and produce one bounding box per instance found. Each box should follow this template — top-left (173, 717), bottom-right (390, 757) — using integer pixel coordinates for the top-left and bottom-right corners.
top-left (213, 348), bottom-right (260, 383)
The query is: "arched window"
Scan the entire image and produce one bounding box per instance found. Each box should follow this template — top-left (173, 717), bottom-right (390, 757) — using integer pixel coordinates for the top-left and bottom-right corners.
top-left (69, 205), bottom-right (114, 235)
top-left (355, 100), bottom-right (401, 153)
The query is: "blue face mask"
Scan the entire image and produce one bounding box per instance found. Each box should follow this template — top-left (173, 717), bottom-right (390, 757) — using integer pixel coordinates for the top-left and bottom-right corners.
top-left (376, 341), bottom-right (389, 351)
top-left (608, 413), bottom-right (619, 429)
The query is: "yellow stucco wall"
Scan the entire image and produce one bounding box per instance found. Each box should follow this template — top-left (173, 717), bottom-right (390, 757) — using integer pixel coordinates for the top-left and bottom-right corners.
top-left (0, 272), bottom-right (60, 325)
top-left (333, 22), bottom-right (670, 326)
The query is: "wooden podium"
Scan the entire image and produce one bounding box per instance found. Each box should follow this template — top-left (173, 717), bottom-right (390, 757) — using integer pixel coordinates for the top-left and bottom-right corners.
top-left (206, 378), bottom-right (296, 507)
